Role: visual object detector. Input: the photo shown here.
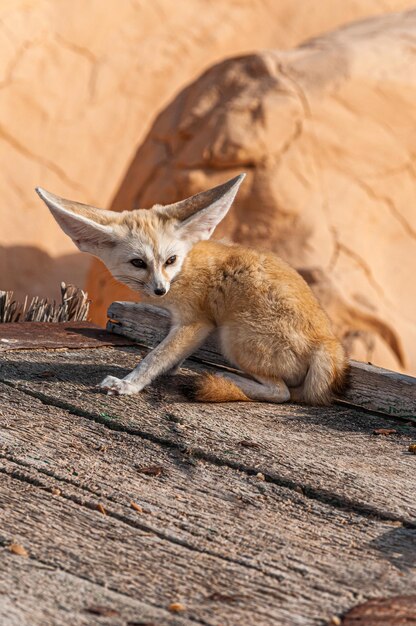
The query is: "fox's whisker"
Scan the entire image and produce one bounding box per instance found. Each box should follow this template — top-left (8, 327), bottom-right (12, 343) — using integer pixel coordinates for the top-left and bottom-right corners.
top-left (112, 275), bottom-right (146, 288)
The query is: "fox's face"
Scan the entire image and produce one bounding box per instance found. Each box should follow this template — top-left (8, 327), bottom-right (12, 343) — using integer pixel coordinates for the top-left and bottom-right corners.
top-left (36, 175), bottom-right (245, 298)
top-left (93, 211), bottom-right (199, 297)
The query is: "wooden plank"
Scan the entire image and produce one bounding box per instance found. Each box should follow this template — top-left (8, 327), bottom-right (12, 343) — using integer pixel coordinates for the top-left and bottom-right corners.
top-left (107, 302), bottom-right (416, 421)
top-left (0, 322), bottom-right (135, 351)
top-left (107, 302), bottom-right (231, 368)
top-left (1, 383), bottom-right (415, 625)
top-left (1, 348), bottom-right (415, 525)
top-left (0, 549), bottom-right (185, 626)
top-left (0, 473), bottom-right (343, 626)
top-left (340, 361), bottom-right (416, 421)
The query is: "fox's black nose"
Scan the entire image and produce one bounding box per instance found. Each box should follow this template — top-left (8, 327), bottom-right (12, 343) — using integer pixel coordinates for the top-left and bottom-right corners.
top-left (154, 287), bottom-right (166, 296)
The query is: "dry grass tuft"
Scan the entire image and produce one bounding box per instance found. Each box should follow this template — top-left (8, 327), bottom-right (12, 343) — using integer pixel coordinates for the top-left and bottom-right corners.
top-left (0, 283), bottom-right (90, 323)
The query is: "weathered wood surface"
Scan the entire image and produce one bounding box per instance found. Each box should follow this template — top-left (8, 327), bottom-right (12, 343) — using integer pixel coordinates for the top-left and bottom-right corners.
top-left (1, 323), bottom-right (415, 626)
top-left (0, 552), bottom-right (184, 626)
top-left (1, 381), bottom-right (415, 626)
top-left (1, 347), bottom-right (415, 523)
top-left (107, 302), bottom-right (416, 422)
top-left (0, 321), bottom-right (134, 351)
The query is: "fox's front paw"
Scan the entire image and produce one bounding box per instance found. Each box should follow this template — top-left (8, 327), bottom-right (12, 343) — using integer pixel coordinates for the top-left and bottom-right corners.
top-left (98, 375), bottom-right (141, 396)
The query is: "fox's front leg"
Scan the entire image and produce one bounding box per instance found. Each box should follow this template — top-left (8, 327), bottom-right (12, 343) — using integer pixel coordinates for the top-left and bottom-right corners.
top-left (99, 322), bottom-right (212, 395)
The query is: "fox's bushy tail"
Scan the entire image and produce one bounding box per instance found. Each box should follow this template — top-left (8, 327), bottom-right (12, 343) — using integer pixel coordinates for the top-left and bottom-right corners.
top-left (187, 339), bottom-right (349, 406)
top-left (290, 339), bottom-right (349, 405)
top-left (186, 373), bottom-right (251, 403)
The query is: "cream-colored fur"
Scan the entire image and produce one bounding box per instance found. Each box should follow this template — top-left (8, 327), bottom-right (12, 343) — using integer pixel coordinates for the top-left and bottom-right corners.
top-left (36, 175), bottom-right (348, 405)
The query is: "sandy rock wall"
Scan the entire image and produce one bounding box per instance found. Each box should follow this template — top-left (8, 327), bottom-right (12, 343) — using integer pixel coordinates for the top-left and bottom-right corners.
top-left (87, 10), bottom-right (416, 374)
top-left (1, 0), bottom-right (413, 302)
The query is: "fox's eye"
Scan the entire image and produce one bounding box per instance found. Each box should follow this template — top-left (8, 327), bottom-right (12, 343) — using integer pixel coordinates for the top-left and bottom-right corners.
top-left (165, 255), bottom-right (177, 266)
top-left (130, 258), bottom-right (147, 269)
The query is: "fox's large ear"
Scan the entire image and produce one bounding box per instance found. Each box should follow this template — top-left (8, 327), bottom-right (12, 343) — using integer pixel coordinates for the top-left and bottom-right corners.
top-left (158, 174), bottom-right (245, 242)
top-left (35, 187), bottom-right (117, 253)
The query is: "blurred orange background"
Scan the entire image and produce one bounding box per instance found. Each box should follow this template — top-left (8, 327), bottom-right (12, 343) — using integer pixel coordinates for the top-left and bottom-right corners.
top-left (1, 0), bottom-right (416, 373)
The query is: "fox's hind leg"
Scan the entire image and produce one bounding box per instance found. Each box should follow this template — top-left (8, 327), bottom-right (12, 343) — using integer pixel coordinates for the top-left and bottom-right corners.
top-left (220, 372), bottom-right (290, 403)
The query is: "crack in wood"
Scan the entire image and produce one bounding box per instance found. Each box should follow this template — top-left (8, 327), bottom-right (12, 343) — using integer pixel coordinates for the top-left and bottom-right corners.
top-left (0, 457), bottom-right (287, 582)
top-left (2, 378), bottom-right (414, 528)
top-left (0, 532), bottom-right (204, 625)
top-left (105, 302), bottom-right (416, 422)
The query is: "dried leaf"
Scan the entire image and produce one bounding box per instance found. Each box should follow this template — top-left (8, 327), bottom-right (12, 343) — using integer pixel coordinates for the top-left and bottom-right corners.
top-left (51, 487), bottom-right (61, 496)
top-left (239, 440), bottom-right (260, 449)
top-left (37, 370), bottom-right (56, 379)
top-left (207, 592), bottom-right (241, 603)
top-left (168, 602), bottom-right (186, 613)
top-left (131, 501), bottom-right (143, 513)
top-left (341, 595), bottom-right (416, 624)
top-left (373, 428), bottom-right (397, 436)
top-left (86, 605), bottom-right (119, 617)
top-left (97, 503), bottom-right (107, 515)
top-left (136, 465), bottom-right (164, 477)
top-left (9, 543), bottom-right (28, 557)
top-left (408, 443), bottom-right (416, 454)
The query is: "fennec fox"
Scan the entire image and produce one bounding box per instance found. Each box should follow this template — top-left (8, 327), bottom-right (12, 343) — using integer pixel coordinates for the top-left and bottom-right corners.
top-left (36, 175), bottom-right (348, 405)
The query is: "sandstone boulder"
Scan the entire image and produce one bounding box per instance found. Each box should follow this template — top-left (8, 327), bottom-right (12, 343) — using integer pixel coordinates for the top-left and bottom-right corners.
top-left (88, 10), bottom-right (416, 374)
top-left (1, 0), bottom-right (414, 302)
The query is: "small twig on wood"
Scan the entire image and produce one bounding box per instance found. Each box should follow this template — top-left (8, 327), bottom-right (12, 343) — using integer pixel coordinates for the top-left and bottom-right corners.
top-left (0, 283), bottom-right (90, 323)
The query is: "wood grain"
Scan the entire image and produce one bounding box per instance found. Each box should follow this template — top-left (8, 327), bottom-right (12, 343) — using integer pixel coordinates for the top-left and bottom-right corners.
top-left (1, 348), bottom-right (415, 524)
top-left (106, 302), bottom-right (416, 422)
top-left (0, 550), bottom-right (183, 626)
top-left (1, 382), bottom-right (415, 625)
top-left (0, 322), bottom-right (135, 351)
